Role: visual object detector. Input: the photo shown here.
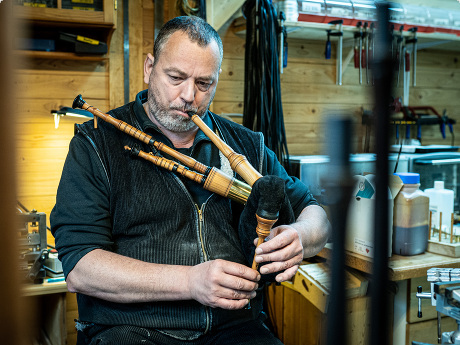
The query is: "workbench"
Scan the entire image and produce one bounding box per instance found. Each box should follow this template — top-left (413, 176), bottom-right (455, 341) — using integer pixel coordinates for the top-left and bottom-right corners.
top-left (267, 245), bottom-right (460, 345)
top-left (21, 279), bottom-right (69, 345)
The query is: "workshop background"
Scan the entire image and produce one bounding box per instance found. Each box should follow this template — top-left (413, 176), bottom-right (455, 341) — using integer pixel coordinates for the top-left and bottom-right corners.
top-left (4, 0), bottom-right (460, 344)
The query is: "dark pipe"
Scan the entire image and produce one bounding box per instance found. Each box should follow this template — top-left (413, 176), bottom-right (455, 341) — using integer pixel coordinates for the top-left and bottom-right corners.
top-left (324, 117), bottom-right (354, 345)
top-left (72, 94), bottom-right (85, 109)
top-left (370, 3), bottom-right (394, 345)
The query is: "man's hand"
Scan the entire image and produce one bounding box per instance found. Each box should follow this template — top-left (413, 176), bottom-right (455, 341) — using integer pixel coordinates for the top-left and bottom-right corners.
top-left (187, 259), bottom-right (260, 310)
top-left (253, 225), bottom-right (304, 283)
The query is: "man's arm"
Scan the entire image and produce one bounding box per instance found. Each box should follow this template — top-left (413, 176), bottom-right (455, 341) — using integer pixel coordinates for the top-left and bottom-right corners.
top-left (66, 249), bottom-right (260, 310)
top-left (253, 204), bottom-right (330, 282)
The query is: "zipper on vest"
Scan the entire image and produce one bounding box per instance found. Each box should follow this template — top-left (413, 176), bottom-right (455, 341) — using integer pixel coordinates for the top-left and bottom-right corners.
top-left (195, 203), bottom-right (209, 262)
top-left (194, 203), bottom-right (211, 334)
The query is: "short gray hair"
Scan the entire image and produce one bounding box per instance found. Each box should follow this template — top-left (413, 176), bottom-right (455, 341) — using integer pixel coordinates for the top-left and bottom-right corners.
top-left (154, 16), bottom-right (223, 66)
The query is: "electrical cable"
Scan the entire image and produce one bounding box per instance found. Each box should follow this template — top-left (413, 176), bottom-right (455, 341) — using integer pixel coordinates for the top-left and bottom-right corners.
top-left (242, 0), bottom-right (290, 171)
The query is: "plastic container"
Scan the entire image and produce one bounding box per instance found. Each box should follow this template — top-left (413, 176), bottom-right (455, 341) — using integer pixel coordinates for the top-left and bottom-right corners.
top-left (393, 172), bottom-right (430, 256)
top-left (325, 0), bottom-right (353, 20)
top-left (297, 0), bottom-right (327, 23)
top-left (424, 181), bottom-right (454, 233)
top-left (274, 0), bottom-right (299, 21)
top-left (351, 0), bottom-right (376, 22)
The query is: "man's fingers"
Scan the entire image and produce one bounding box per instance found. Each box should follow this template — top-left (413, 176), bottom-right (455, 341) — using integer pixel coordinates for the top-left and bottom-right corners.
top-left (256, 226), bottom-right (300, 254)
top-left (214, 297), bottom-right (252, 310)
top-left (219, 260), bottom-right (260, 282)
top-left (258, 254), bottom-right (302, 275)
top-left (255, 240), bottom-right (302, 264)
top-left (275, 265), bottom-right (299, 283)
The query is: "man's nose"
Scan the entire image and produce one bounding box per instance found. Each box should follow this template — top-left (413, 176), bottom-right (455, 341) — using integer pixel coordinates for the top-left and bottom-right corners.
top-left (180, 80), bottom-right (196, 103)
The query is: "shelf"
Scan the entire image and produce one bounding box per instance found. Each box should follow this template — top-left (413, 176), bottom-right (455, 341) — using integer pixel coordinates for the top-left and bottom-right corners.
top-left (283, 20), bottom-right (460, 51)
top-left (13, 1), bottom-right (115, 60)
top-left (14, 0), bottom-right (115, 26)
top-left (14, 49), bottom-right (109, 61)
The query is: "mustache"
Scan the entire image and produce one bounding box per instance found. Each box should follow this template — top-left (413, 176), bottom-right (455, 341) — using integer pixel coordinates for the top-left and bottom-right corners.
top-left (170, 105), bottom-right (198, 115)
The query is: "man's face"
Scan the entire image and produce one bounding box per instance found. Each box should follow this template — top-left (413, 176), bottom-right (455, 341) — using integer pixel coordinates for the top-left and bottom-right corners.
top-left (145, 31), bottom-right (221, 133)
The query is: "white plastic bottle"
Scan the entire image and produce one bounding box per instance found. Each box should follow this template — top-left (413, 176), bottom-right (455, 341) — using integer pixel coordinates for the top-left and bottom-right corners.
top-left (424, 181), bottom-right (454, 233)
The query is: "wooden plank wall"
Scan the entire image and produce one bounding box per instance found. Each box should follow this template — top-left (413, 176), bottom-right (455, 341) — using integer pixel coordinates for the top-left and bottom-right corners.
top-left (11, 0), bottom-right (459, 343)
top-left (214, 26), bottom-right (460, 155)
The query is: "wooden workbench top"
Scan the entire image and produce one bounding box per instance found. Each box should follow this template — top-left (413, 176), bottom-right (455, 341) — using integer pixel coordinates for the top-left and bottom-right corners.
top-left (317, 244), bottom-right (460, 281)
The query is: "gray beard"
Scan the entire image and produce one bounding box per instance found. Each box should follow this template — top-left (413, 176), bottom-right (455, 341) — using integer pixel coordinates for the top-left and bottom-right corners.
top-left (147, 91), bottom-right (212, 133)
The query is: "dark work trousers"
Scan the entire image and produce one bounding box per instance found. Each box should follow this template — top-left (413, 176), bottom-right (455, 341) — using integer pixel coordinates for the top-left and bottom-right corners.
top-left (76, 318), bottom-right (284, 345)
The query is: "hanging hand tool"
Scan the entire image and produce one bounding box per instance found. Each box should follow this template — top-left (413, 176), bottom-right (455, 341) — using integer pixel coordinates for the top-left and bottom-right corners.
top-left (363, 22), bottom-right (369, 84)
top-left (325, 20), bottom-right (343, 85)
top-left (279, 11), bottom-right (287, 74)
top-left (325, 30), bottom-right (332, 59)
top-left (370, 22), bottom-right (375, 85)
top-left (403, 46), bottom-right (410, 107)
top-left (406, 27), bottom-right (418, 87)
top-left (353, 21), bottom-right (363, 84)
top-left (396, 25), bottom-right (404, 88)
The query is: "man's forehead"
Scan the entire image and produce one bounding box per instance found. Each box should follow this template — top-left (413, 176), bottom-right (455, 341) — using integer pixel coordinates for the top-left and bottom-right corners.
top-left (161, 31), bottom-right (220, 60)
top-left (156, 32), bottom-right (221, 73)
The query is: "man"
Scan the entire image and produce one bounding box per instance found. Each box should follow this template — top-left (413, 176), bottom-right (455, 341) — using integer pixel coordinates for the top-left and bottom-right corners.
top-left (51, 16), bottom-right (330, 344)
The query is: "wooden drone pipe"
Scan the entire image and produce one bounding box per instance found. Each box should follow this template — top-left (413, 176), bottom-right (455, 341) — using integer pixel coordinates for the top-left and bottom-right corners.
top-left (73, 95), bottom-right (209, 175)
top-left (126, 146), bottom-right (251, 205)
top-left (187, 112), bottom-right (263, 187)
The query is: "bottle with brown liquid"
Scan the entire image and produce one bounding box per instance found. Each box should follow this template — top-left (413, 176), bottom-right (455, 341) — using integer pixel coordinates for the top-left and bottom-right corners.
top-left (393, 172), bottom-right (429, 256)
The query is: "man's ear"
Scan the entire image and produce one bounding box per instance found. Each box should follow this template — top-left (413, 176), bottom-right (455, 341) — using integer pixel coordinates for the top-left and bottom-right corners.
top-left (144, 53), bottom-right (154, 84)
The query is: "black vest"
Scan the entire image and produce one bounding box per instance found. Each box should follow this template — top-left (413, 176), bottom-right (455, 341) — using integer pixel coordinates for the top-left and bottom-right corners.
top-left (75, 101), bottom-right (267, 340)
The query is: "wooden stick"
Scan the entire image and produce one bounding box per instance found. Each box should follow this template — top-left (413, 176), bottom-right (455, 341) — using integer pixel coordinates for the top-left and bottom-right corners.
top-left (251, 215), bottom-right (278, 270)
top-left (429, 211), bottom-right (432, 239)
top-left (126, 146), bottom-right (251, 204)
top-left (439, 212), bottom-right (442, 242)
top-left (189, 113), bottom-right (263, 187)
top-left (73, 95), bottom-right (208, 175)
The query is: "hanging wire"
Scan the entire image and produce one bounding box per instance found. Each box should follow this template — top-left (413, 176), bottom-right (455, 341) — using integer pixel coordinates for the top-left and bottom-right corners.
top-left (243, 0), bottom-right (290, 170)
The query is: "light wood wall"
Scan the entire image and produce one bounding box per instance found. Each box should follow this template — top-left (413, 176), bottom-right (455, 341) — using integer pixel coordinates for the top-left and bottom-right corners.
top-left (214, 26), bottom-right (460, 155)
top-left (12, 1), bottom-right (459, 344)
top-left (15, 0), bottom-right (460, 231)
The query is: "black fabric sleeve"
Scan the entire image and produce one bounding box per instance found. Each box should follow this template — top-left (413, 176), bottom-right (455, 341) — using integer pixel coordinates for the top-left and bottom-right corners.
top-left (50, 134), bottom-right (113, 278)
top-left (262, 146), bottom-right (319, 219)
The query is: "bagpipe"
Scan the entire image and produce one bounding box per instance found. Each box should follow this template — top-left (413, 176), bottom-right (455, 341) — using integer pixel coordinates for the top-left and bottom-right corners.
top-left (73, 95), bottom-right (294, 276)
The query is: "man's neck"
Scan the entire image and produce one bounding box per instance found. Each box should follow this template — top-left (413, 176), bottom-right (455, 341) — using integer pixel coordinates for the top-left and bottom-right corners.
top-left (162, 129), bottom-right (197, 149)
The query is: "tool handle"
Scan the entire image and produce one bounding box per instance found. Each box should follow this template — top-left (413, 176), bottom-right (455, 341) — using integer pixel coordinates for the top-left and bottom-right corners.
top-left (405, 51), bottom-right (410, 72)
top-left (325, 40), bottom-right (331, 59)
top-left (354, 47), bottom-right (359, 68)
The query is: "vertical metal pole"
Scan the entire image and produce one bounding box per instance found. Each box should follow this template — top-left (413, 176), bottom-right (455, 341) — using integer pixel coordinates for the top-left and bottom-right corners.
top-left (337, 23), bottom-right (343, 85)
top-left (369, 3), bottom-right (394, 345)
top-left (324, 117), bottom-right (354, 345)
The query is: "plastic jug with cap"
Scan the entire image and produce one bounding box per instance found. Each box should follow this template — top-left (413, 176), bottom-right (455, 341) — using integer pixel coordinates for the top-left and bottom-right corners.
top-left (393, 172), bottom-right (430, 256)
top-left (424, 181), bottom-right (454, 234)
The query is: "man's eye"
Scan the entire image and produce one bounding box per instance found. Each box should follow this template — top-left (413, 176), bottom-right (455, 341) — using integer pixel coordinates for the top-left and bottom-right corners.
top-left (169, 76), bottom-right (181, 82)
top-left (198, 81), bottom-right (211, 90)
